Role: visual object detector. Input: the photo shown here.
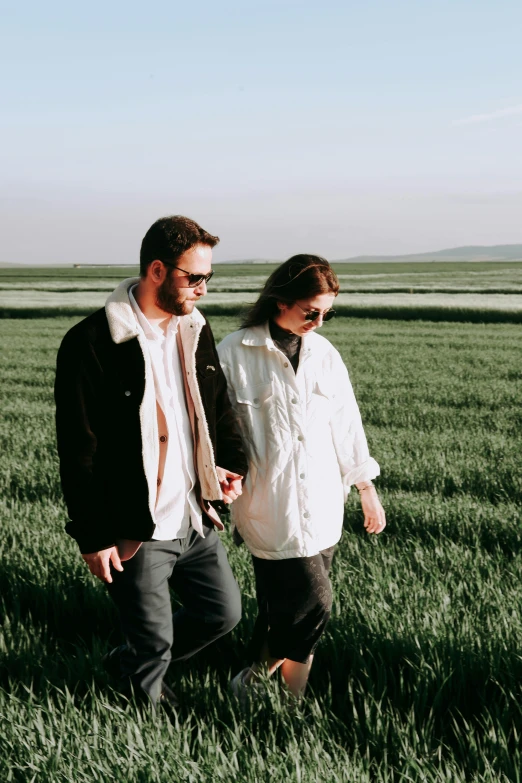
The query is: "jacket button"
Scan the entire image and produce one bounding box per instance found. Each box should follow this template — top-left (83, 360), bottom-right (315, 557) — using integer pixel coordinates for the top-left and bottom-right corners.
top-left (300, 473), bottom-right (305, 479)
top-left (253, 398), bottom-right (259, 404)
top-left (157, 477), bottom-right (162, 486)
top-left (291, 398), bottom-right (297, 404)
top-left (303, 512), bottom-right (310, 519)
top-left (125, 390), bottom-right (131, 397)
top-left (297, 435), bottom-right (304, 442)
top-left (283, 362), bottom-right (289, 368)
top-left (160, 435), bottom-right (167, 443)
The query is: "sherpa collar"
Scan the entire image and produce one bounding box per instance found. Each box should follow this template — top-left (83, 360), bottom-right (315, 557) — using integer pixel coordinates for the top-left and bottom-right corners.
top-left (241, 321), bottom-right (326, 360)
top-left (105, 278), bottom-right (206, 345)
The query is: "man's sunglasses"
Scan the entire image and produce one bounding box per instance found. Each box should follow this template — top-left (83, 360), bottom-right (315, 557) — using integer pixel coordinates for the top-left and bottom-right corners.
top-left (161, 260), bottom-right (214, 288)
top-left (295, 302), bottom-right (336, 322)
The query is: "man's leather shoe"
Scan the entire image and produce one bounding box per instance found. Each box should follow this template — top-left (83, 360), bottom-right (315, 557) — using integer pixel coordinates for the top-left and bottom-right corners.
top-left (103, 648), bottom-right (179, 711)
top-left (102, 645), bottom-right (125, 678)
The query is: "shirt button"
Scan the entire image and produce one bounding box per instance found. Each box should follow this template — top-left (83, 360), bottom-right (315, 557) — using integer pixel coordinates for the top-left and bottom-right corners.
top-left (303, 512), bottom-right (310, 519)
top-left (160, 435), bottom-right (167, 443)
top-left (124, 390), bottom-right (131, 397)
top-left (300, 473), bottom-right (305, 479)
top-left (157, 477), bottom-right (162, 486)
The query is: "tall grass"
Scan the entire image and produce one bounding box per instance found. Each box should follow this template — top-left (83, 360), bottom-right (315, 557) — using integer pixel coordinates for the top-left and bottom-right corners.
top-left (1, 316), bottom-right (521, 781)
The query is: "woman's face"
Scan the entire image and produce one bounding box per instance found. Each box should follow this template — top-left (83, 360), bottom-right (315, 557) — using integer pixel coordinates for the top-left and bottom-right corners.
top-left (274, 292), bottom-right (337, 336)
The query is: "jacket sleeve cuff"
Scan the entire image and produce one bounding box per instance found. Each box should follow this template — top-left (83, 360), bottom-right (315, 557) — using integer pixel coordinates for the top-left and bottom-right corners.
top-left (219, 462), bottom-right (248, 479)
top-left (65, 521), bottom-right (116, 555)
top-left (342, 458), bottom-right (380, 498)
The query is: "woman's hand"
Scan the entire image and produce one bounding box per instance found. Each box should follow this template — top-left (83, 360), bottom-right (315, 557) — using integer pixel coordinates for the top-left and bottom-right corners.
top-left (359, 487), bottom-right (386, 534)
top-left (216, 466), bottom-right (244, 504)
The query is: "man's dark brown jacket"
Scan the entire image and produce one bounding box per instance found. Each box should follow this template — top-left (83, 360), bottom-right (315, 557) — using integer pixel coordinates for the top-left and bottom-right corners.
top-left (55, 281), bottom-right (247, 555)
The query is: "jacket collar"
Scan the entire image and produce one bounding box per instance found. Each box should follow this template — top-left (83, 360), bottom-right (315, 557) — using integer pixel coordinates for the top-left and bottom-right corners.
top-left (105, 277), bottom-right (206, 345)
top-left (241, 321), bottom-right (328, 358)
top-left (241, 322), bottom-right (276, 349)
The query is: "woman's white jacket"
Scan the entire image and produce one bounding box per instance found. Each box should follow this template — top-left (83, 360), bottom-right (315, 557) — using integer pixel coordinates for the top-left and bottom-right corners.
top-left (217, 323), bottom-right (380, 560)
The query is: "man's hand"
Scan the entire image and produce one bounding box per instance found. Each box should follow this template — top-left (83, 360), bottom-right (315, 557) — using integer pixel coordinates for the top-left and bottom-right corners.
top-left (216, 466), bottom-right (244, 504)
top-left (82, 546), bottom-right (124, 584)
top-left (360, 488), bottom-right (386, 535)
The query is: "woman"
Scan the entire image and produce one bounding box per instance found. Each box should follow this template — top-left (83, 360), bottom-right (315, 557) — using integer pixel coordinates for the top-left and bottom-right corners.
top-left (217, 255), bottom-right (386, 702)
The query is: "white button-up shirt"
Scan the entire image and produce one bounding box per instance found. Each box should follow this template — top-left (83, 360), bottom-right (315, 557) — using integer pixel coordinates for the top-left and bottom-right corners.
top-left (129, 287), bottom-right (202, 539)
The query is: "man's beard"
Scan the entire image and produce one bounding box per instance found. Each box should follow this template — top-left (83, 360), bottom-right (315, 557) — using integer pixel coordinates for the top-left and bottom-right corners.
top-left (155, 273), bottom-right (195, 316)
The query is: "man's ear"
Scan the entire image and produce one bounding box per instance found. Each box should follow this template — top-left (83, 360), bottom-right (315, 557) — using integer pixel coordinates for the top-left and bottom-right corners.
top-left (149, 260), bottom-right (165, 283)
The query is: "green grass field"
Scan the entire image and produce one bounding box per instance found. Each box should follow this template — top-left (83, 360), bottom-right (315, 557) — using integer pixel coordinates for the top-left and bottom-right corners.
top-left (1, 302), bottom-right (521, 780)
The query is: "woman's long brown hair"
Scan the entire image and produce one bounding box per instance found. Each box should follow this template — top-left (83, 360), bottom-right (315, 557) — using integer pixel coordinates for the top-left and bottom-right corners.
top-left (241, 254), bottom-right (340, 328)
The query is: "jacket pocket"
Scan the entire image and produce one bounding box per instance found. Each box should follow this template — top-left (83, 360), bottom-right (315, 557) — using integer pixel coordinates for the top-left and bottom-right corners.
top-left (196, 353), bottom-right (219, 382)
top-left (312, 377), bottom-right (336, 400)
top-left (307, 377), bottom-right (336, 429)
top-left (234, 381), bottom-right (277, 469)
top-left (235, 382), bottom-right (273, 408)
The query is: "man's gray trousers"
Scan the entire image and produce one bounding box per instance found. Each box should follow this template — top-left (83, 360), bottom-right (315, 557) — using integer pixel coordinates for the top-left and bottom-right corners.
top-left (107, 523), bottom-right (241, 705)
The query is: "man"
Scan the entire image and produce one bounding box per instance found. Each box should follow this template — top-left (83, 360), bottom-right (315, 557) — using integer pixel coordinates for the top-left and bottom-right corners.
top-left (55, 215), bottom-right (247, 708)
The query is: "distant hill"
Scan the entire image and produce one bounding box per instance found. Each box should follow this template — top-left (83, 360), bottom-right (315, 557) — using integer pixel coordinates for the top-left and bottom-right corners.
top-left (2, 245), bottom-right (522, 267)
top-left (337, 245), bottom-right (522, 263)
top-left (214, 258), bottom-right (278, 265)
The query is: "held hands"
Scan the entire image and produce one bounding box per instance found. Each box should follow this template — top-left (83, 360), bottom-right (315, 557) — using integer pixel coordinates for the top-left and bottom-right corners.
top-left (359, 487), bottom-right (386, 535)
top-left (82, 546), bottom-right (123, 584)
top-left (216, 466), bottom-right (244, 504)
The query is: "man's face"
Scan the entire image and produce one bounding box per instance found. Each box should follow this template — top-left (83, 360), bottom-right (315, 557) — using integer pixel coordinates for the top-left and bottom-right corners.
top-left (155, 243), bottom-right (213, 316)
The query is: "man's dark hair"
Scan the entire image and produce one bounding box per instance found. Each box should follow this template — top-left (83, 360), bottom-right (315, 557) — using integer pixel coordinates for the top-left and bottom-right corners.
top-left (241, 254), bottom-right (339, 328)
top-left (140, 216), bottom-right (220, 276)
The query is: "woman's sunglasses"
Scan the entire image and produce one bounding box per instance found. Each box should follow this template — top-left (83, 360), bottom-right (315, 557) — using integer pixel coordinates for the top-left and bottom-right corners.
top-left (295, 302), bottom-right (336, 322)
top-left (161, 260), bottom-right (214, 288)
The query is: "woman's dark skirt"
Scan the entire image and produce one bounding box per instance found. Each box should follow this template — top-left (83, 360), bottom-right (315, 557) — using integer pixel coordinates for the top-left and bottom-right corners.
top-left (249, 546), bottom-right (335, 664)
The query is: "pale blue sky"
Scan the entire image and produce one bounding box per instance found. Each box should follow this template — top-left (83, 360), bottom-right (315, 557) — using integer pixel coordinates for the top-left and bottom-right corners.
top-left (2, 0), bottom-right (522, 263)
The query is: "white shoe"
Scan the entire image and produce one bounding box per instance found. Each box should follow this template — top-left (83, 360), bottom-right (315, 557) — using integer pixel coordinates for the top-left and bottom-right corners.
top-left (230, 667), bottom-right (259, 710)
